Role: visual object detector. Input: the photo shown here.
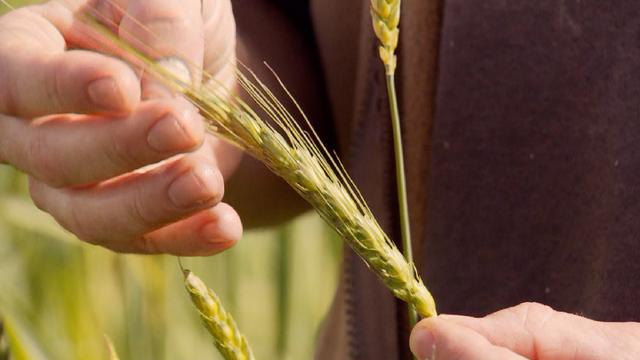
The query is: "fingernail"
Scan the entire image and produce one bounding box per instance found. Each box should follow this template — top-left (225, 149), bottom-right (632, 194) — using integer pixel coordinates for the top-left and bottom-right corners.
top-left (155, 57), bottom-right (192, 85)
top-left (147, 112), bottom-right (199, 153)
top-left (168, 164), bottom-right (221, 209)
top-left (410, 326), bottom-right (435, 360)
top-left (87, 77), bottom-right (124, 111)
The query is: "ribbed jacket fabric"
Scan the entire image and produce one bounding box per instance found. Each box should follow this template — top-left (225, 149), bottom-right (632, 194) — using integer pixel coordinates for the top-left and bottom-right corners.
top-left (303, 1), bottom-right (640, 358)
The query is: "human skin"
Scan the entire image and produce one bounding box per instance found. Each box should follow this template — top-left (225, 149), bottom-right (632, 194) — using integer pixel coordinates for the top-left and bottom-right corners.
top-left (0, 0), bottom-right (244, 255)
top-left (0, 0), bottom-right (322, 251)
top-left (410, 302), bottom-right (640, 359)
top-left (3, 1), bottom-right (639, 358)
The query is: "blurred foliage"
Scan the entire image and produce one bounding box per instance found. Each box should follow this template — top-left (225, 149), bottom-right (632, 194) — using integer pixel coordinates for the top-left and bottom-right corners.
top-left (0, 166), bottom-right (340, 360)
top-left (0, 3), bottom-right (341, 359)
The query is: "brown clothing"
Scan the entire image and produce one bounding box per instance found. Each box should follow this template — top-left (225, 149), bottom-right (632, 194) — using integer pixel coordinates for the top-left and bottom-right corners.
top-left (258, 0), bottom-right (640, 359)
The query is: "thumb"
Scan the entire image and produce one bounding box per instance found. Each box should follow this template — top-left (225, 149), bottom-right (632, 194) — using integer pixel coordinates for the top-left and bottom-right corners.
top-left (410, 316), bottom-right (525, 360)
top-left (437, 302), bottom-right (635, 359)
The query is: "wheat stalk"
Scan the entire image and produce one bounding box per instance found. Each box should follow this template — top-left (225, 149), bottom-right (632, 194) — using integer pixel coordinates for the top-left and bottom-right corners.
top-left (183, 269), bottom-right (255, 360)
top-left (369, 0), bottom-right (421, 327)
top-left (84, 17), bottom-right (437, 319)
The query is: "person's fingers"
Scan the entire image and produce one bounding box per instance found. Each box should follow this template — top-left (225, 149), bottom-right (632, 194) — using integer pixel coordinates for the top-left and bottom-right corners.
top-left (0, 6), bottom-right (140, 117)
top-left (438, 302), bottom-right (632, 360)
top-left (28, 153), bottom-right (224, 251)
top-left (114, 0), bottom-right (204, 97)
top-left (201, 134), bottom-right (243, 179)
top-left (119, 0), bottom-right (203, 64)
top-left (135, 202), bottom-right (242, 255)
top-left (202, 0), bottom-right (236, 89)
top-left (0, 98), bottom-right (204, 187)
top-left (410, 317), bottom-right (526, 360)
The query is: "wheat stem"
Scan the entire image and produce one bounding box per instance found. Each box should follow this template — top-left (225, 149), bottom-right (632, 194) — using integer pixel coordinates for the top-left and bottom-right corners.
top-left (386, 73), bottom-right (418, 327)
top-left (371, 0), bottom-right (421, 326)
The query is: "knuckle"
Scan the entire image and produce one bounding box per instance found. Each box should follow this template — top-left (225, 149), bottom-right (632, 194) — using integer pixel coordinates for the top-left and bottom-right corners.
top-left (132, 235), bottom-right (161, 254)
top-left (65, 209), bottom-right (93, 243)
top-left (45, 56), bottom-right (66, 112)
top-left (514, 302), bottom-right (554, 319)
top-left (107, 132), bottom-right (142, 170)
top-left (50, 198), bottom-right (97, 244)
top-left (180, 155), bottom-right (225, 204)
top-left (127, 10), bottom-right (193, 42)
top-left (128, 186), bottom-right (162, 229)
top-left (27, 130), bottom-right (67, 187)
top-left (511, 302), bottom-right (557, 352)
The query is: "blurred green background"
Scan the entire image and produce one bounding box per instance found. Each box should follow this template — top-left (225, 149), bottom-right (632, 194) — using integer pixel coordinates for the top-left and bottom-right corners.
top-left (0, 2), bottom-right (341, 359)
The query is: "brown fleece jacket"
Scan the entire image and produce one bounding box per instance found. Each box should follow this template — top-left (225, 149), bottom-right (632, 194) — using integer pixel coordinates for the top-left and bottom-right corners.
top-left (243, 0), bottom-right (640, 359)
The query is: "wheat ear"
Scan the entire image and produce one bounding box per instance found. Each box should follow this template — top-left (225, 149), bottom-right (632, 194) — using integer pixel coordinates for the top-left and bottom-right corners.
top-left (183, 269), bottom-right (255, 360)
top-left (370, 0), bottom-right (401, 75)
top-left (186, 72), bottom-right (437, 318)
top-left (85, 18), bottom-right (437, 318)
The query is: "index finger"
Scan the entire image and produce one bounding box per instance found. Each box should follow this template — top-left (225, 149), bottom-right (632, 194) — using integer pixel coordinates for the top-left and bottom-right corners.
top-left (0, 3), bottom-right (140, 117)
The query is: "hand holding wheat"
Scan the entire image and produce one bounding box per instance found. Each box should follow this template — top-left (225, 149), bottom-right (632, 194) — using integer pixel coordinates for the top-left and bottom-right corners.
top-left (1, 1), bottom-right (438, 358)
top-left (0, 0), bottom-right (242, 256)
top-left (89, 17), bottom-right (437, 318)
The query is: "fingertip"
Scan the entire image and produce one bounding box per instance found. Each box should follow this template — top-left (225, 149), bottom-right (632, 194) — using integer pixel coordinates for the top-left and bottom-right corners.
top-left (157, 203), bottom-right (242, 257)
top-left (410, 319), bottom-right (437, 360)
top-left (197, 239), bottom-right (236, 256)
top-left (88, 60), bottom-right (140, 113)
top-left (146, 100), bottom-right (205, 154)
top-left (167, 159), bottom-right (224, 210)
top-left (199, 203), bottom-right (243, 245)
top-left (49, 51), bottom-right (141, 114)
top-left (113, 64), bottom-right (142, 112)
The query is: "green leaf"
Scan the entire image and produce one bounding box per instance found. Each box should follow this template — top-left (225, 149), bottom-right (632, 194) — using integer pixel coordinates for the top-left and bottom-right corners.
top-left (0, 313), bottom-right (48, 360)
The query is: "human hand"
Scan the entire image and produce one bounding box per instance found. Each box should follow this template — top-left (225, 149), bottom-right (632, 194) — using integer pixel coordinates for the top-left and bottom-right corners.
top-left (0, 0), bottom-right (243, 255)
top-left (410, 302), bottom-right (640, 359)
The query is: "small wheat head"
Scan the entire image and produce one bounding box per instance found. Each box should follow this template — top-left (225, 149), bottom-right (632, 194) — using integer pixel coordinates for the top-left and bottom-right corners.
top-left (184, 270), bottom-right (255, 360)
top-left (370, 0), bottom-right (401, 75)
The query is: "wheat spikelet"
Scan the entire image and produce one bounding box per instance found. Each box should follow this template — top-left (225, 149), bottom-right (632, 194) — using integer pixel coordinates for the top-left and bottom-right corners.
top-left (85, 17), bottom-right (437, 318)
top-left (370, 0), bottom-right (401, 75)
top-left (183, 269), bottom-right (255, 360)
